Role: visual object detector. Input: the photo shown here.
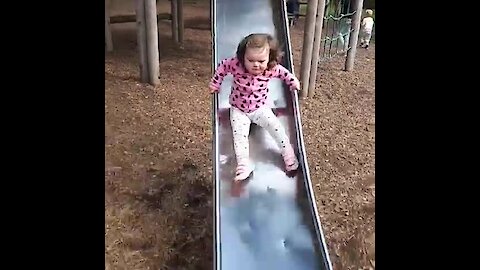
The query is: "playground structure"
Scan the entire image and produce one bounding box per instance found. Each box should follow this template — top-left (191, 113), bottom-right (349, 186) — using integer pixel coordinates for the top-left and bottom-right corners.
top-left (105, 0), bottom-right (185, 85)
top-left (210, 0), bottom-right (336, 268)
top-left (289, 0), bottom-right (370, 61)
top-left (105, 0), bottom-right (185, 50)
top-left (105, 0), bottom-right (366, 96)
top-left (296, 0), bottom-right (364, 98)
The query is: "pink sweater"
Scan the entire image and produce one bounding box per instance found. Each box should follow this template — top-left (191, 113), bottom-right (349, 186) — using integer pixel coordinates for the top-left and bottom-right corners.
top-left (210, 57), bottom-right (298, 113)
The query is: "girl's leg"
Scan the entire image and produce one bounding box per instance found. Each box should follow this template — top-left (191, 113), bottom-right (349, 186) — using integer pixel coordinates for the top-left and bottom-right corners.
top-left (337, 32), bottom-right (345, 52)
top-left (230, 107), bottom-right (254, 180)
top-left (364, 32), bottom-right (372, 47)
top-left (251, 107), bottom-right (299, 171)
top-left (359, 31), bottom-right (366, 47)
top-left (344, 31), bottom-right (350, 51)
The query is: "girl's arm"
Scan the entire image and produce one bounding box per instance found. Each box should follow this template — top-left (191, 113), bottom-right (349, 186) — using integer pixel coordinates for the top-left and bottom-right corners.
top-left (271, 64), bottom-right (300, 91)
top-left (209, 57), bottom-right (237, 92)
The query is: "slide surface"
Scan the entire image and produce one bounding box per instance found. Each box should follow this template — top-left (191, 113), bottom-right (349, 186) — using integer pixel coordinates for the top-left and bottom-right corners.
top-left (211, 0), bottom-right (333, 269)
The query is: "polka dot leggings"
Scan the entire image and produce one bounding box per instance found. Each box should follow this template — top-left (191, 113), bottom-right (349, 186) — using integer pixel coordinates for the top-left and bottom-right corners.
top-left (230, 106), bottom-right (296, 168)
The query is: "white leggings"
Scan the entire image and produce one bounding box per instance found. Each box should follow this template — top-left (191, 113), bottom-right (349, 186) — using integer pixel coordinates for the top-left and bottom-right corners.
top-left (360, 30), bottom-right (372, 45)
top-left (230, 106), bottom-right (291, 165)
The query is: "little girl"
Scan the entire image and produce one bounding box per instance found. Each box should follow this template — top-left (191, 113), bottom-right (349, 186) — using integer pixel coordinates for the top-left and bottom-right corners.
top-left (360, 9), bottom-right (374, 49)
top-left (209, 33), bottom-right (300, 181)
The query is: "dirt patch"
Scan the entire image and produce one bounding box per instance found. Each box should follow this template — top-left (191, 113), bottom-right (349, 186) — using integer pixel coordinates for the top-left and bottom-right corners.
top-left (105, 1), bottom-right (375, 269)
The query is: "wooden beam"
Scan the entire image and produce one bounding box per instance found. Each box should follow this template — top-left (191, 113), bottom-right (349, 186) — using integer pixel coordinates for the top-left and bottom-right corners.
top-left (145, 0), bottom-right (160, 85)
top-left (110, 13), bottom-right (172, 24)
top-left (299, 0), bottom-right (319, 98)
top-left (105, 0), bottom-right (113, 52)
top-left (307, 0), bottom-right (326, 98)
top-left (136, 0), bottom-right (149, 82)
top-left (345, 0), bottom-right (364, 71)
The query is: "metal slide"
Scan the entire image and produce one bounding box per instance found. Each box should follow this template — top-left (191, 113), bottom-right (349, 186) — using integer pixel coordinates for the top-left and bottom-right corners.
top-left (211, 0), bottom-right (333, 269)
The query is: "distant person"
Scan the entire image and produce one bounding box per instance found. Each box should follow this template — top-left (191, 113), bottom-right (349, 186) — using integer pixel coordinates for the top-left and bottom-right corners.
top-left (286, 0), bottom-right (300, 26)
top-left (360, 9), bottom-right (374, 49)
top-left (336, 17), bottom-right (352, 54)
top-left (209, 33), bottom-right (301, 181)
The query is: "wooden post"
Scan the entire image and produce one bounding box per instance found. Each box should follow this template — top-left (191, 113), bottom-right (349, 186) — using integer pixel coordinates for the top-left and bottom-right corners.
top-left (209, 0), bottom-right (211, 27)
top-left (299, 0), bottom-right (319, 98)
top-left (145, 0), bottom-right (160, 85)
top-left (177, 0), bottom-right (184, 45)
top-left (155, 1), bottom-right (161, 62)
top-left (307, 0), bottom-right (326, 98)
top-left (105, 0), bottom-right (113, 52)
top-left (136, 0), bottom-right (149, 82)
top-left (345, 0), bottom-right (364, 71)
top-left (171, 0), bottom-right (179, 43)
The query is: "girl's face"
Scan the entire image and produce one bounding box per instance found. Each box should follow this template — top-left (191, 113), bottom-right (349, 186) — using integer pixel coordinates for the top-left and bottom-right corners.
top-left (244, 45), bottom-right (269, 75)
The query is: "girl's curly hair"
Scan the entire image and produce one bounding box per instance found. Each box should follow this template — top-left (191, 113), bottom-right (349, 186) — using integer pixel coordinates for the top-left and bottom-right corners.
top-left (236, 33), bottom-right (284, 70)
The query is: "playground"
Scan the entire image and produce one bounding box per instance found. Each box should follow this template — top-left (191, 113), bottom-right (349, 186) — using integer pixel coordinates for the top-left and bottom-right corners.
top-left (105, 1), bottom-right (375, 269)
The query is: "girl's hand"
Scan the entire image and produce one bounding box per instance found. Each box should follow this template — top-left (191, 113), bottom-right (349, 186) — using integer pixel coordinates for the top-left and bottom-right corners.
top-left (291, 77), bottom-right (300, 91)
top-left (209, 81), bottom-right (219, 93)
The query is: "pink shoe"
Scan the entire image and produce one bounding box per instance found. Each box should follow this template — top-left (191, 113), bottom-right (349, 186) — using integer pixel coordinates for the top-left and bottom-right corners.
top-left (283, 146), bottom-right (299, 171)
top-left (234, 163), bottom-right (254, 181)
